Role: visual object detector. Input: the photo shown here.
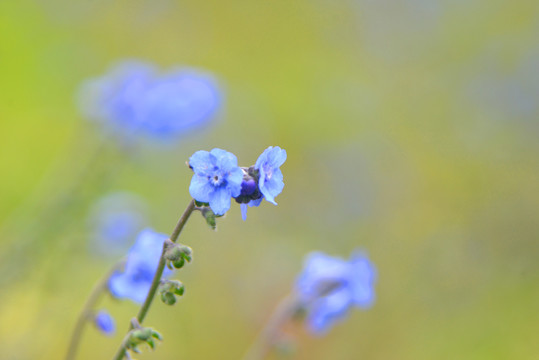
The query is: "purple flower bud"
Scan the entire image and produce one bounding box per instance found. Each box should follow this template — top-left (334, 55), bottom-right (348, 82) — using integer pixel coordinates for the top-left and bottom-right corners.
top-left (94, 311), bottom-right (115, 336)
top-left (240, 178), bottom-right (257, 196)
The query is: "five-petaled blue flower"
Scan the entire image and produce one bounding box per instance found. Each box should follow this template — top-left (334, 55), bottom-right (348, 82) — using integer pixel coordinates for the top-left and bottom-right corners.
top-left (78, 60), bottom-right (221, 141)
top-left (295, 251), bottom-right (376, 335)
top-left (94, 310), bottom-right (115, 336)
top-left (189, 148), bottom-right (243, 215)
top-left (239, 146), bottom-right (287, 220)
top-left (108, 228), bottom-right (172, 304)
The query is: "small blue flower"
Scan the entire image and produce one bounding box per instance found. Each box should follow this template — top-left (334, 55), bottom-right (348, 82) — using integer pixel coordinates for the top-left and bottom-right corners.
top-left (255, 146), bottom-right (287, 205)
top-left (237, 146), bottom-right (286, 220)
top-left (108, 228), bottom-right (172, 304)
top-left (94, 310), bottom-right (115, 336)
top-left (87, 192), bottom-right (147, 257)
top-left (78, 60), bottom-right (221, 141)
top-left (189, 148), bottom-right (243, 215)
top-left (295, 251), bottom-right (376, 335)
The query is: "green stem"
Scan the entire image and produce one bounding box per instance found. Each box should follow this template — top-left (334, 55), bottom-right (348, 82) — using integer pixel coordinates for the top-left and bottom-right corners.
top-left (65, 260), bottom-right (125, 360)
top-left (242, 293), bottom-right (301, 360)
top-left (112, 199), bottom-right (196, 360)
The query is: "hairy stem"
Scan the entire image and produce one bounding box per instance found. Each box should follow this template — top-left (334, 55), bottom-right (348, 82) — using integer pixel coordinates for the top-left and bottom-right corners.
top-left (65, 260), bottom-right (125, 360)
top-left (242, 293), bottom-right (301, 360)
top-left (112, 199), bottom-right (196, 360)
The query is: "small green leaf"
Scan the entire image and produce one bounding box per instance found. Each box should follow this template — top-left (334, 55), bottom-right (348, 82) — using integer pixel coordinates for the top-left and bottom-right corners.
top-left (151, 330), bottom-right (163, 341)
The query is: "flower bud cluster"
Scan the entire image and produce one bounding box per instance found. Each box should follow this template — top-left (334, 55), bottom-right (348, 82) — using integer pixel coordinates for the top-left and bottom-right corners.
top-left (159, 280), bottom-right (185, 306)
top-left (164, 239), bottom-right (192, 270)
top-left (126, 324), bottom-right (163, 354)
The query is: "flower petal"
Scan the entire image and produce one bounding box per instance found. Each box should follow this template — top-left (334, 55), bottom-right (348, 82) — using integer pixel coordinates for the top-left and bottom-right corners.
top-left (248, 198), bottom-right (263, 207)
top-left (227, 167), bottom-right (244, 197)
top-left (210, 148), bottom-right (239, 172)
top-left (349, 254), bottom-right (377, 307)
top-left (268, 146), bottom-right (287, 168)
top-left (254, 146), bottom-right (272, 170)
top-left (189, 150), bottom-right (212, 175)
top-left (189, 175), bottom-right (214, 203)
top-left (240, 204), bottom-right (248, 221)
top-left (306, 289), bottom-right (352, 335)
top-left (209, 187), bottom-right (232, 215)
top-left (260, 169), bottom-right (284, 205)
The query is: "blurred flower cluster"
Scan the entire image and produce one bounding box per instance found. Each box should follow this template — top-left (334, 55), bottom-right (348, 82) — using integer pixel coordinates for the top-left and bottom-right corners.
top-left (78, 61), bottom-right (221, 141)
top-left (295, 251), bottom-right (376, 334)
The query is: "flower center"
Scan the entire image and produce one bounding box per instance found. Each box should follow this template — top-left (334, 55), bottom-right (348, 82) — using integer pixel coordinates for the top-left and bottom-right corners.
top-left (210, 173), bottom-right (224, 186)
top-left (263, 164), bottom-right (273, 180)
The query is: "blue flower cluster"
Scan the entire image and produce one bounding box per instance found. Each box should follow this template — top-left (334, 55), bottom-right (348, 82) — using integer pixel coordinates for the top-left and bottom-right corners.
top-left (108, 228), bottom-right (172, 304)
top-left (188, 147), bottom-right (287, 218)
top-left (94, 310), bottom-right (115, 336)
top-left (295, 251), bottom-right (376, 335)
top-left (78, 61), bottom-right (221, 140)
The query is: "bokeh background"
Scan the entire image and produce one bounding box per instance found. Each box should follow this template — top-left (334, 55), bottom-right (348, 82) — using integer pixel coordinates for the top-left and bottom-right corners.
top-left (1, 0), bottom-right (539, 359)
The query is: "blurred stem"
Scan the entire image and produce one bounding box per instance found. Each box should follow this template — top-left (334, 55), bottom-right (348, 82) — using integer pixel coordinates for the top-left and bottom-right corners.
top-left (112, 199), bottom-right (196, 360)
top-left (65, 259), bottom-right (125, 360)
top-left (242, 293), bottom-right (301, 360)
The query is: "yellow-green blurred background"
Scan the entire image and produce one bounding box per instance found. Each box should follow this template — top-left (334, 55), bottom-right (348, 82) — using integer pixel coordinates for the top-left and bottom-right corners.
top-left (1, 1), bottom-right (539, 359)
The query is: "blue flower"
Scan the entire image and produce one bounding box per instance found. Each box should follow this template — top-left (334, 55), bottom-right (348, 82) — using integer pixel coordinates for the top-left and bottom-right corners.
top-left (295, 251), bottom-right (376, 335)
top-left (255, 146), bottom-right (287, 205)
top-left (87, 192), bottom-right (147, 257)
top-left (78, 60), bottom-right (221, 140)
top-left (108, 229), bottom-right (172, 304)
top-left (189, 148), bottom-right (243, 215)
top-left (94, 310), bottom-right (115, 336)
top-left (237, 146), bottom-right (286, 220)
top-left (135, 70), bottom-right (221, 137)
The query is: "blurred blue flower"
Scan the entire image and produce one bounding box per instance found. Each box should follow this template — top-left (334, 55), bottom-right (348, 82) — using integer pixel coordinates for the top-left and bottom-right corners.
top-left (87, 192), bottom-right (147, 257)
top-left (78, 60), bottom-right (221, 140)
top-left (94, 310), bottom-right (115, 336)
top-left (238, 146), bottom-right (286, 220)
top-left (295, 251), bottom-right (376, 335)
top-left (189, 148), bottom-right (243, 215)
top-left (108, 228), bottom-right (172, 304)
